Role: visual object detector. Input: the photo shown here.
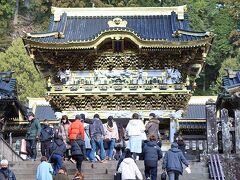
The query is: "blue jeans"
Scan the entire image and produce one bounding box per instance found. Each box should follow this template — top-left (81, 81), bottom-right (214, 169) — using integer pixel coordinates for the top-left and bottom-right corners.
top-left (106, 138), bottom-right (116, 159)
top-left (145, 166), bottom-right (157, 180)
top-left (168, 170), bottom-right (180, 180)
top-left (90, 138), bottom-right (105, 161)
top-left (86, 149), bottom-right (91, 159)
top-left (51, 154), bottom-right (62, 175)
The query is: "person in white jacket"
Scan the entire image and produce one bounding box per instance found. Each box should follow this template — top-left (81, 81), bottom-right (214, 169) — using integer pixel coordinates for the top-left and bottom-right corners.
top-left (118, 149), bottom-right (143, 180)
top-left (126, 113), bottom-right (146, 160)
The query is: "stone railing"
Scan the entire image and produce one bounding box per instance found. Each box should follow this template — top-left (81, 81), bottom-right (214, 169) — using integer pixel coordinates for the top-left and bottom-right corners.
top-left (0, 136), bottom-right (23, 162)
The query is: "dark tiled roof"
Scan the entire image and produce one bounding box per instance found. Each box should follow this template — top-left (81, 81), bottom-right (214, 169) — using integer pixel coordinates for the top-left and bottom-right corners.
top-left (0, 72), bottom-right (17, 99)
top-left (28, 12), bottom-right (209, 43)
top-left (179, 122), bottom-right (206, 129)
top-left (181, 104), bottom-right (206, 119)
top-left (222, 69), bottom-right (240, 90)
top-left (35, 105), bottom-right (57, 121)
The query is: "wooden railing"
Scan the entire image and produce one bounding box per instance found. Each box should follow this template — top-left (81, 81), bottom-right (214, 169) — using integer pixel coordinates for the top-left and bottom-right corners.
top-left (208, 154), bottom-right (225, 180)
top-left (0, 136), bottom-right (23, 162)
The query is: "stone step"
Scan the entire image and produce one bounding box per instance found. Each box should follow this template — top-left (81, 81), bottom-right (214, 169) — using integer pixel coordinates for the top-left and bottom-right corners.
top-left (12, 160), bottom-right (210, 180)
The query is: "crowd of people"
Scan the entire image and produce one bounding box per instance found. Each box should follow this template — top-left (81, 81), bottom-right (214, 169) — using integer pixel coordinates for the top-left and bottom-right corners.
top-left (0, 112), bottom-right (191, 180)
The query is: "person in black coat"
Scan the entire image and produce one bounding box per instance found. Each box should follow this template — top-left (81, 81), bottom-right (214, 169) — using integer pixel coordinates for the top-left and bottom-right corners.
top-left (40, 119), bottom-right (53, 158)
top-left (49, 134), bottom-right (66, 175)
top-left (162, 142), bottom-right (190, 180)
top-left (143, 134), bottom-right (162, 180)
top-left (0, 159), bottom-right (16, 180)
top-left (71, 134), bottom-right (86, 172)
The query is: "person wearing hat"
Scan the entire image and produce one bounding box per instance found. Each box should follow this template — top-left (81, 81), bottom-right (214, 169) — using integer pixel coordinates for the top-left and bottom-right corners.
top-left (162, 142), bottom-right (190, 180)
top-left (26, 112), bottom-right (41, 161)
top-left (48, 134), bottom-right (66, 175)
top-left (145, 113), bottom-right (160, 141)
top-left (36, 156), bottom-right (53, 180)
top-left (0, 159), bottom-right (16, 180)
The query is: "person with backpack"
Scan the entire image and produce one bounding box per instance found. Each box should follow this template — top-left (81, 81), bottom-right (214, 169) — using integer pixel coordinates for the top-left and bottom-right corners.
top-left (0, 159), bottom-right (16, 180)
top-left (40, 119), bottom-right (53, 158)
top-left (49, 134), bottom-right (66, 175)
top-left (143, 134), bottom-right (162, 180)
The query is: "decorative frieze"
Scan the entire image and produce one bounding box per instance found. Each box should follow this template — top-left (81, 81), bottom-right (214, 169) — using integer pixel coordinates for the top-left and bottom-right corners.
top-left (48, 93), bottom-right (191, 112)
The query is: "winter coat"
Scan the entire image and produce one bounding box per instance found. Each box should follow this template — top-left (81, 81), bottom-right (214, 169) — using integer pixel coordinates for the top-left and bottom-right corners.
top-left (0, 168), bottom-right (16, 180)
top-left (40, 125), bottom-right (53, 142)
top-left (53, 173), bottom-right (70, 180)
top-left (145, 118), bottom-right (160, 139)
top-left (118, 158), bottom-right (143, 180)
top-left (36, 161), bottom-right (53, 180)
top-left (143, 141), bottom-right (162, 167)
top-left (49, 138), bottom-right (66, 157)
top-left (84, 123), bottom-right (91, 149)
top-left (70, 139), bottom-right (86, 156)
top-left (103, 122), bottom-right (119, 140)
top-left (126, 119), bottom-right (145, 153)
top-left (89, 118), bottom-right (105, 140)
top-left (162, 147), bottom-right (189, 174)
top-left (26, 118), bottom-right (41, 140)
top-left (68, 120), bottom-right (84, 140)
top-left (58, 123), bottom-right (71, 146)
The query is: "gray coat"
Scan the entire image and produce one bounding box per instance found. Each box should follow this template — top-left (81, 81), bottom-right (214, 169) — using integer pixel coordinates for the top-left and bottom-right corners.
top-left (145, 118), bottom-right (160, 139)
top-left (162, 147), bottom-right (189, 174)
top-left (89, 118), bottom-right (105, 140)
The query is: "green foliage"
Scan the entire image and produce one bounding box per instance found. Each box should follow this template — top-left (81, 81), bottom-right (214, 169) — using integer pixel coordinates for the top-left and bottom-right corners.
top-left (0, 0), bottom-right (15, 48)
top-left (0, 38), bottom-right (46, 102)
top-left (210, 56), bottom-right (240, 94)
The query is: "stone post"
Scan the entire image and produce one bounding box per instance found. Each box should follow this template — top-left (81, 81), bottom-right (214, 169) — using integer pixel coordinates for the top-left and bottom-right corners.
top-left (221, 108), bottom-right (231, 156)
top-left (206, 99), bottom-right (218, 154)
top-left (235, 109), bottom-right (240, 155)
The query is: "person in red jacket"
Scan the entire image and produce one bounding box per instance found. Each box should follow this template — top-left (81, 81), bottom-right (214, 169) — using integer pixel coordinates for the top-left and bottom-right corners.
top-left (68, 115), bottom-right (84, 140)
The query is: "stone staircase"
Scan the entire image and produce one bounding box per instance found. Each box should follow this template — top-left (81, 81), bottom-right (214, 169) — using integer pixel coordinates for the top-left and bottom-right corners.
top-left (10, 160), bottom-right (210, 180)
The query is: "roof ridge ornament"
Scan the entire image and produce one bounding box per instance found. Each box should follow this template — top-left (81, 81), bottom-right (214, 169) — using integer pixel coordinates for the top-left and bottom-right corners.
top-left (108, 18), bottom-right (128, 28)
top-left (51, 5), bottom-right (187, 21)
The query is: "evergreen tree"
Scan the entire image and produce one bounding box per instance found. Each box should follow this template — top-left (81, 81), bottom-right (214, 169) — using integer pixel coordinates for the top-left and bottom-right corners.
top-left (0, 38), bottom-right (46, 102)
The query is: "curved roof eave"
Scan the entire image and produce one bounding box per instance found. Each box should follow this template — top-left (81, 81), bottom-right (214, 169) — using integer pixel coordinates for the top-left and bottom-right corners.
top-left (23, 30), bottom-right (213, 50)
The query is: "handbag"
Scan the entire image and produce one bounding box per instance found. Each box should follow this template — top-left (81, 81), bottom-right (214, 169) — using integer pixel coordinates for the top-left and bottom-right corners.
top-left (161, 171), bottom-right (167, 180)
top-left (103, 138), bottom-right (110, 149)
top-left (114, 172), bottom-right (122, 180)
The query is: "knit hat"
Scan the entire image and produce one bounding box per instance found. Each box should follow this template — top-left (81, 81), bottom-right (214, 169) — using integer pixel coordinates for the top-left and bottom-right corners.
top-left (75, 114), bottom-right (81, 120)
top-left (80, 114), bottom-right (85, 122)
top-left (149, 113), bottom-right (156, 118)
top-left (171, 142), bottom-right (178, 148)
top-left (0, 159), bottom-right (8, 165)
top-left (27, 112), bottom-right (35, 117)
